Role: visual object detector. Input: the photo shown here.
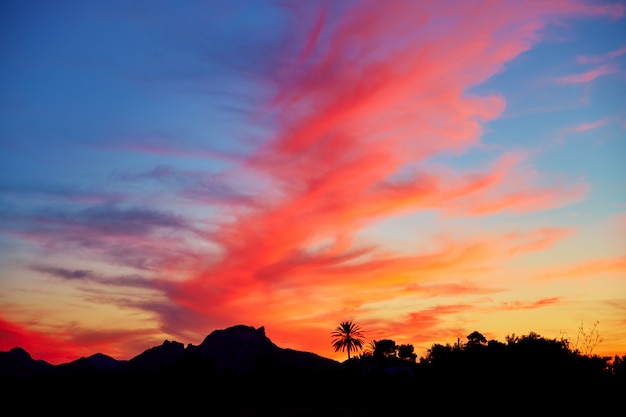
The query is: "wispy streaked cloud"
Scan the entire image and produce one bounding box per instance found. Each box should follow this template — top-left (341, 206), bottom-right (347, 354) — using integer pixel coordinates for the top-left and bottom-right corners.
top-left (30, 265), bottom-right (97, 280)
top-left (576, 45), bottom-right (626, 64)
top-left (29, 264), bottom-right (155, 288)
top-left (112, 165), bottom-right (258, 206)
top-left (572, 118), bottom-right (609, 132)
top-left (556, 65), bottom-right (618, 84)
top-left (499, 297), bottom-right (562, 310)
top-left (536, 255), bottom-right (626, 281)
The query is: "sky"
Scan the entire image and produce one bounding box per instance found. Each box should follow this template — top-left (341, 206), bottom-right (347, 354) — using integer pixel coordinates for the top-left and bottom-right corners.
top-left (1, 0), bottom-right (625, 365)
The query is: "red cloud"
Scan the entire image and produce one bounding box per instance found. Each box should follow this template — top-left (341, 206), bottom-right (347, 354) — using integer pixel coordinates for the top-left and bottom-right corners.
top-left (0, 317), bottom-right (80, 364)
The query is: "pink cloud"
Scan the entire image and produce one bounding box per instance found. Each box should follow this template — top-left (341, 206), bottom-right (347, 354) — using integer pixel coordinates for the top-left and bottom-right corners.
top-left (576, 45), bottom-right (626, 64)
top-left (572, 118), bottom-right (609, 132)
top-left (441, 153), bottom-right (588, 215)
top-left (554, 116), bottom-right (622, 144)
top-left (151, 0), bottom-right (608, 348)
top-left (556, 65), bottom-right (617, 84)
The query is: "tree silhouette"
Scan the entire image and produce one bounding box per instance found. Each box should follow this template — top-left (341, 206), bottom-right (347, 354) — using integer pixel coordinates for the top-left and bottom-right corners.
top-left (365, 340), bottom-right (377, 356)
top-left (398, 344), bottom-right (417, 362)
top-left (466, 331), bottom-right (487, 346)
top-left (371, 339), bottom-right (397, 359)
top-left (331, 321), bottom-right (365, 360)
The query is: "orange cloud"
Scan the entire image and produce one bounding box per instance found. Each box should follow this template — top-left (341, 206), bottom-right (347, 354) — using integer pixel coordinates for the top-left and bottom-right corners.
top-left (499, 297), bottom-right (562, 310)
top-left (536, 255), bottom-right (626, 281)
top-left (158, 222), bottom-right (576, 354)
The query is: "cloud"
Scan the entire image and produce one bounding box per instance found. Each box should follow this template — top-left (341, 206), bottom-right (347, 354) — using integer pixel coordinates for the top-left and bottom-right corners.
top-left (112, 165), bottom-right (257, 206)
top-left (572, 118), bottom-right (609, 132)
top-left (67, 206), bottom-right (189, 236)
top-left (102, 136), bottom-right (245, 162)
top-left (0, 204), bottom-right (205, 273)
top-left (29, 265), bottom-right (97, 280)
top-left (154, 223), bottom-right (575, 350)
top-left (0, 182), bottom-right (125, 205)
top-left (438, 153), bottom-right (588, 216)
top-left (0, 317), bottom-right (62, 361)
top-left (354, 303), bottom-right (476, 349)
top-left (29, 264), bottom-right (155, 288)
top-left (499, 297), bottom-right (562, 310)
top-left (576, 45), bottom-right (626, 64)
top-left (556, 65), bottom-right (618, 84)
top-left (554, 116), bottom-right (623, 144)
top-left (4, 205), bottom-right (189, 238)
top-left (536, 255), bottom-right (626, 281)
top-left (143, 0), bottom-right (606, 348)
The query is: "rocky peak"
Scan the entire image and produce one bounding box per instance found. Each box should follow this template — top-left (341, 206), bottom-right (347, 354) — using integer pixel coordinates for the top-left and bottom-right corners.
top-left (199, 325), bottom-right (272, 349)
top-left (194, 325), bottom-right (278, 374)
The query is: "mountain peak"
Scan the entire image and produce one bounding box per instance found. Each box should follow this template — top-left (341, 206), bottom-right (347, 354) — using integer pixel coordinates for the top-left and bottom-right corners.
top-left (85, 352), bottom-right (124, 370)
top-left (198, 325), bottom-right (274, 352)
top-left (8, 347), bottom-right (32, 361)
top-left (192, 324), bottom-right (278, 374)
top-left (200, 324), bottom-right (268, 345)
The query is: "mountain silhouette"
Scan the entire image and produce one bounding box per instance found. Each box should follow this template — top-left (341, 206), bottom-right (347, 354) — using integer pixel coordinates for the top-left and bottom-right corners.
top-left (193, 324), bottom-right (339, 374)
top-left (1, 324), bottom-right (350, 415)
top-left (0, 324), bottom-right (338, 381)
top-left (0, 346), bottom-right (53, 380)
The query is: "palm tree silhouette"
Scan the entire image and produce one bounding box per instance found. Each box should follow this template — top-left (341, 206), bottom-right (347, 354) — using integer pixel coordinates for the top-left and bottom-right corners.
top-left (331, 321), bottom-right (365, 360)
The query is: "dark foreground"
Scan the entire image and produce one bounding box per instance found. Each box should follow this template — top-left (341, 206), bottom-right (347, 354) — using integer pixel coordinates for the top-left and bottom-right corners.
top-left (2, 325), bottom-right (624, 415)
top-left (4, 359), bottom-right (624, 416)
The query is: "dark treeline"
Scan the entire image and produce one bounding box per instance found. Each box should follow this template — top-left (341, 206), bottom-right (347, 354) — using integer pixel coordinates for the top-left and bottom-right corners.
top-left (336, 330), bottom-right (625, 413)
top-left (3, 328), bottom-right (625, 416)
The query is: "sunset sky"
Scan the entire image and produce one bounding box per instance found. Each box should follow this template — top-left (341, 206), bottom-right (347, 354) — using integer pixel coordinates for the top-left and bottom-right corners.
top-left (1, 0), bottom-right (625, 365)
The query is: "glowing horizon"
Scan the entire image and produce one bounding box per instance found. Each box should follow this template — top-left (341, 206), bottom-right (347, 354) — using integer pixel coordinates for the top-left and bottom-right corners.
top-left (1, 0), bottom-right (625, 365)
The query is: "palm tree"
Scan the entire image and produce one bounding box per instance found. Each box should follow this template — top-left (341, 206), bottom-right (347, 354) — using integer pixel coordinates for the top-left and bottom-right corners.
top-left (331, 320), bottom-right (365, 360)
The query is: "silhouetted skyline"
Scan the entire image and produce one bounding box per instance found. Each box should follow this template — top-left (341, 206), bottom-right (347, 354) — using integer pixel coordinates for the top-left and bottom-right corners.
top-left (2, 324), bottom-right (624, 415)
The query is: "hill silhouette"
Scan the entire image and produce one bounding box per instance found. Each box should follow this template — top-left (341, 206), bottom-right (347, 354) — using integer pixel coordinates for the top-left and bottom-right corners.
top-left (1, 325), bottom-right (624, 416)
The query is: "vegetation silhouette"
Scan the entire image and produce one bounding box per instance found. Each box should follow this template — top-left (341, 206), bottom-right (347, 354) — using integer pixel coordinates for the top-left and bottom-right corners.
top-left (331, 320), bottom-right (365, 360)
top-left (1, 324), bottom-right (625, 416)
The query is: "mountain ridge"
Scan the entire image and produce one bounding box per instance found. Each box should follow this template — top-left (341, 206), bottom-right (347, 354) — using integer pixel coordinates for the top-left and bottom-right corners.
top-left (0, 324), bottom-right (339, 381)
